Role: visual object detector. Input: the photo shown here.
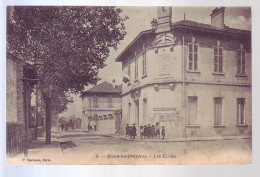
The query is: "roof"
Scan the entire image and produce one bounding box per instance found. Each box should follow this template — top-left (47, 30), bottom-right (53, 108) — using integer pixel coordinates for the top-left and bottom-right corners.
top-left (82, 81), bottom-right (122, 95)
top-left (172, 20), bottom-right (250, 35)
top-left (115, 19), bottom-right (250, 62)
top-left (115, 29), bottom-right (154, 62)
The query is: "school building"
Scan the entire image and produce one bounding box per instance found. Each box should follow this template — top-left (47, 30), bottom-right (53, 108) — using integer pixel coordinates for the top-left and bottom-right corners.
top-left (116, 7), bottom-right (251, 138)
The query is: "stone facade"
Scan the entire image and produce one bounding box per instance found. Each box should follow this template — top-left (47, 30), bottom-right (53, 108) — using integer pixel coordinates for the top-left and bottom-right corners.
top-left (116, 7), bottom-right (251, 138)
top-left (81, 82), bottom-right (122, 134)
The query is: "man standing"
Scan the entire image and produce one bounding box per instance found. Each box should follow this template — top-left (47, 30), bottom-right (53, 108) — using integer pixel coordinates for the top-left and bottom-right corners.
top-left (125, 124), bottom-right (129, 137)
top-left (132, 124), bottom-right (137, 139)
top-left (161, 126), bottom-right (165, 140)
top-left (155, 122), bottom-right (160, 139)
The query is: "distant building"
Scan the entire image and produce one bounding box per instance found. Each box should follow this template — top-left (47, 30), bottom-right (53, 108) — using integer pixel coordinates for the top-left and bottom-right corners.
top-left (81, 81), bottom-right (122, 134)
top-left (116, 7), bottom-right (251, 138)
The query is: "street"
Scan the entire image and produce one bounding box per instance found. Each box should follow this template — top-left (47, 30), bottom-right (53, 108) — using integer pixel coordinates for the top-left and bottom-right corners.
top-left (8, 130), bottom-right (251, 165)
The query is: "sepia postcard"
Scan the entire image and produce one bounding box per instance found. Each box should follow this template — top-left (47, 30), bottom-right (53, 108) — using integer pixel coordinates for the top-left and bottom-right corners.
top-left (6, 6), bottom-right (252, 165)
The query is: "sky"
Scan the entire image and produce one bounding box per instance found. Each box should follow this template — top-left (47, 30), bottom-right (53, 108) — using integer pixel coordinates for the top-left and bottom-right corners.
top-left (60, 6), bottom-right (251, 118)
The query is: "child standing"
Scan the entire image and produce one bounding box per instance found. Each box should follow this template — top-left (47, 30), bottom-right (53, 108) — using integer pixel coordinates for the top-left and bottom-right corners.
top-left (140, 126), bottom-right (144, 139)
top-left (161, 126), bottom-right (165, 139)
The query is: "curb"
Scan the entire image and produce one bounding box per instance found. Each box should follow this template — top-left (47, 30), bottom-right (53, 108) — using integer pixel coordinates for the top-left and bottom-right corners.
top-left (97, 133), bottom-right (252, 143)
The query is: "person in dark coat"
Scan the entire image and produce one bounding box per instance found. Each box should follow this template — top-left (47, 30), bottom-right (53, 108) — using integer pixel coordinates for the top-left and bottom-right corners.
top-left (147, 124), bottom-right (151, 139)
top-left (161, 126), bottom-right (165, 139)
top-left (143, 125), bottom-right (147, 139)
top-left (132, 124), bottom-right (137, 139)
top-left (129, 126), bottom-right (133, 139)
top-left (151, 125), bottom-right (155, 139)
top-left (155, 122), bottom-right (160, 139)
top-left (125, 124), bottom-right (129, 137)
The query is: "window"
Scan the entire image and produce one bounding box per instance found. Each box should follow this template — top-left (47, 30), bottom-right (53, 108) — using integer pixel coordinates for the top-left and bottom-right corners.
top-left (143, 98), bottom-right (147, 123)
top-left (108, 95), bottom-right (112, 107)
top-left (213, 46), bottom-right (223, 73)
top-left (188, 43), bottom-right (199, 71)
top-left (237, 98), bottom-right (246, 125)
top-left (188, 96), bottom-right (197, 125)
top-left (142, 51), bottom-right (147, 76)
top-left (93, 94), bottom-right (98, 107)
top-left (214, 97), bottom-right (222, 125)
top-left (135, 57), bottom-right (138, 80)
top-left (237, 49), bottom-right (246, 75)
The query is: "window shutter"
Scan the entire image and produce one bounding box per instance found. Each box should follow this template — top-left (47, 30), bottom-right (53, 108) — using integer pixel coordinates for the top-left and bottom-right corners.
top-left (219, 56), bottom-right (223, 73)
top-left (189, 53), bottom-right (193, 70)
top-left (194, 44), bottom-right (198, 53)
top-left (219, 48), bottom-right (223, 56)
top-left (237, 50), bottom-right (241, 74)
top-left (214, 56), bottom-right (218, 72)
top-left (214, 47), bottom-right (218, 55)
top-left (189, 43), bottom-right (193, 53)
top-left (242, 50), bottom-right (246, 74)
top-left (194, 53), bottom-right (198, 70)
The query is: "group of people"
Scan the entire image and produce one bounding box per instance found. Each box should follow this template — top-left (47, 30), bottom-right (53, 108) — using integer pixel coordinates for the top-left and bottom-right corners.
top-left (125, 124), bottom-right (137, 139)
top-left (58, 120), bottom-right (74, 131)
top-left (126, 122), bottom-right (165, 140)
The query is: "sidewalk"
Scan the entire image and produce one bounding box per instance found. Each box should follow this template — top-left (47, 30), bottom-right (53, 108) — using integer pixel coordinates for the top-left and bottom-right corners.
top-left (92, 131), bottom-right (252, 143)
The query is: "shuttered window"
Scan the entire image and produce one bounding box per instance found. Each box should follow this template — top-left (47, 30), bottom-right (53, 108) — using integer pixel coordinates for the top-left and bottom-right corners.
top-left (237, 98), bottom-right (246, 125)
top-left (135, 57), bottom-right (138, 80)
top-left (93, 94), bottom-right (98, 107)
top-left (142, 51), bottom-right (147, 76)
top-left (188, 43), bottom-right (199, 71)
top-left (237, 49), bottom-right (246, 74)
top-left (214, 97), bottom-right (222, 125)
top-left (213, 47), bottom-right (223, 73)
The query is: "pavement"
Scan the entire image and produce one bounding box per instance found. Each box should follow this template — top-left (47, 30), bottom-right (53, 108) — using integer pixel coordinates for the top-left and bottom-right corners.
top-left (6, 129), bottom-right (251, 165)
top-left (88, 130), bottom-right (252, 143)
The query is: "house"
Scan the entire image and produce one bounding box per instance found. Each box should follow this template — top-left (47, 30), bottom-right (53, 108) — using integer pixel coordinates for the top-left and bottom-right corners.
top-left (81, 81), bottom-right (122, 134)
top-left (6, 53), bottom-right (37, 155)
top-left (116, 7), bottom-right (251, 138)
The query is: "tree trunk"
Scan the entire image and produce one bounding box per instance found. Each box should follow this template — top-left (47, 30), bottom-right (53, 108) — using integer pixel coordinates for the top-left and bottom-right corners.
top-left (45, 98), bottom-right (52, 145)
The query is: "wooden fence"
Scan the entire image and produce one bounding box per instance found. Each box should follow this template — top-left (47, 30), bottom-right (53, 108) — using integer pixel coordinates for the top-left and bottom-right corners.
top-left (6, 122), bottom-right (24, 156)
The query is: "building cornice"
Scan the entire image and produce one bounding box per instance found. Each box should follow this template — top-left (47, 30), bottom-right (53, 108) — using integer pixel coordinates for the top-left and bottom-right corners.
top-left (121, 80), bottom-right (251, 96)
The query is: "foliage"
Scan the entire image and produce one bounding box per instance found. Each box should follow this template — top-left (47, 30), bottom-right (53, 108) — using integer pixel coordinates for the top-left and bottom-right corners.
top-left (7, 6), bottom-right (128, 95)
top-left (7, 6), bottom-right (128, 143)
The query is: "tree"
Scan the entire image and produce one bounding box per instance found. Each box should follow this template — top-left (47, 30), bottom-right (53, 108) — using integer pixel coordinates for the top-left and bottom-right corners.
top-left (7, 6), bottom-right (128, 144)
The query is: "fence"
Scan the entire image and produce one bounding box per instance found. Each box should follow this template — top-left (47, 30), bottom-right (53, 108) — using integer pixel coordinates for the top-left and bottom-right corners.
top-left (6, 122), bottom-right (24, 156)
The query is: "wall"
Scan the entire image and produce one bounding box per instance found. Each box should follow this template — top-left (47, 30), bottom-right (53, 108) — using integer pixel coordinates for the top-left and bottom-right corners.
top-left (186, 83), bottom-right (251, 137)
top-left (6, 56), bottom-right (24, 123)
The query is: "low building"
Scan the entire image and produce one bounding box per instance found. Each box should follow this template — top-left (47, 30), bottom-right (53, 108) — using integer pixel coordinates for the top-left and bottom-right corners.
top-left (81, 81), bottom-right (122, 134)
top-left (116, 7), bottom-right (251, 138)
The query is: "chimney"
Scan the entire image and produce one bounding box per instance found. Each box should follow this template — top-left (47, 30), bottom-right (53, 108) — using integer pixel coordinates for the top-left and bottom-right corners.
top-left (210, 7), bottom-right (226, 29)
top-left (151, 18), bottom-right (158, 30)
top-left (156, 6), bottom-right (172, 33)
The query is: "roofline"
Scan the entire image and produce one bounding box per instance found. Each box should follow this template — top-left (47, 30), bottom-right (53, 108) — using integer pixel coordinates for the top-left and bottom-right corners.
top-left (172, 22), bottom-right (251, 36)
top-left (115, 20), bottom-right (251, 63)
top-left (115, 29), bottom-right (153, 62)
